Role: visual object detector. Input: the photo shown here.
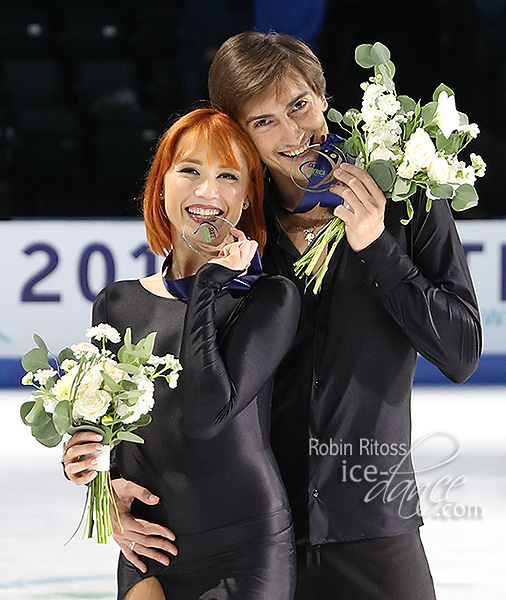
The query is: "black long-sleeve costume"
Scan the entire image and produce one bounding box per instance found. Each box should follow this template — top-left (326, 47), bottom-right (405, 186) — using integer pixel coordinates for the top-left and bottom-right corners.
top-left (262, 186), bottom-right (482, 544)
top-left (92, 263), bottom-right (300, 599)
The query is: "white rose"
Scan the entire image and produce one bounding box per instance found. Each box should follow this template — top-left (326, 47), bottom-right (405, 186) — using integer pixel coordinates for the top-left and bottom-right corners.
top-left (427, 156), bottom-right (450, 184)
top-left (433, 91), bottom-right (460, 139)
top-left (397, 160), bottom-right (417, 179)
top-left (78, 364), bottom-right (103, 394)
top-left (370, 147), bottom-right (397, 162)
top-left (53, 369), bottom-right (78, 401)
top-left (73, 388), bottom-right (111, 422)
top-left (404, 128), bottom-right (437, 169)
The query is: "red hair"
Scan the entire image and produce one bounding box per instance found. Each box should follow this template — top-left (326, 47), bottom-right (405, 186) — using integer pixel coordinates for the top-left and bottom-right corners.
top-left (143, 108), bottom-right (265, 256)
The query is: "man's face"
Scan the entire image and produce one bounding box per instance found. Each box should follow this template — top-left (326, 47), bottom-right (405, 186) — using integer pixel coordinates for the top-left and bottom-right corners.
top-left (239, 73), bottom-right (328, 183)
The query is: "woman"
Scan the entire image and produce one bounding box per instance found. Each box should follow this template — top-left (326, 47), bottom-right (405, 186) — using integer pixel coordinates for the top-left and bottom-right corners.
top-left (61, 108), bottom-right (300, 600)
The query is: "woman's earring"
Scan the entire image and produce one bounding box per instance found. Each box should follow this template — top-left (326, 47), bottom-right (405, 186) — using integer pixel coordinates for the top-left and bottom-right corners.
top-left (159, 191), bottom-right (164, 199)
top-left (243, 201), bottom-right (249, 209)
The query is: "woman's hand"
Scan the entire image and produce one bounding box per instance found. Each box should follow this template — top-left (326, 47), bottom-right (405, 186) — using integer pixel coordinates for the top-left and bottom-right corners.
top-left (331, 163), bottom-right (386, 252)
top-left (62, 431), bottom-right (105, 485)
top-left (111, 479), bottom-right (178, 573)
top-left (209, 228), bottom-right (258, 273)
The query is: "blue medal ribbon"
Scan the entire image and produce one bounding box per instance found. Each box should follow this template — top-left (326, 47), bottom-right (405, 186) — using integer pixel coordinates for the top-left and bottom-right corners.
top-left (292, 133), bottom-right (346, 214)
top-left (161, 250), bottom-right (263, 300)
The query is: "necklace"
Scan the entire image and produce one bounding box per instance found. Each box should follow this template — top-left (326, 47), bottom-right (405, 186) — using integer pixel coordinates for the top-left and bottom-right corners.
top-left (283, 209), bottom-right (333, 245)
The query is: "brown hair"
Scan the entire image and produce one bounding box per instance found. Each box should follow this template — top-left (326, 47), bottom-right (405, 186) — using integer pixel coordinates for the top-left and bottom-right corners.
top-left (208, 31), bottom-right (327, 122)
top-left (143, 108), bottom-right (265, 256)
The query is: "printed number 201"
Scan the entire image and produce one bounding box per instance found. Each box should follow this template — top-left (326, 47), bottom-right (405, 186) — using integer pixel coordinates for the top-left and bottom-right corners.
top-left (21, 242), bottom-right (155, 302)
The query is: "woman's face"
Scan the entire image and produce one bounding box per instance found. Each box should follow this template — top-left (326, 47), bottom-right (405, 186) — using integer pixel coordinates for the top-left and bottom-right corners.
top-left (162, 140), bottom-right (249, 241)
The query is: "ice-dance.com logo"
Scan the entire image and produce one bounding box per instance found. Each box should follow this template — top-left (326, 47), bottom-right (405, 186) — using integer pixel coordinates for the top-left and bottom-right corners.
top-left (309, 431), bottom-right (484, 520)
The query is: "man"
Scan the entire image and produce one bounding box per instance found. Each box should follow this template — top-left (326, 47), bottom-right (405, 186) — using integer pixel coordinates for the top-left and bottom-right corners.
top-left (91, 32), bottom-right (482, 599)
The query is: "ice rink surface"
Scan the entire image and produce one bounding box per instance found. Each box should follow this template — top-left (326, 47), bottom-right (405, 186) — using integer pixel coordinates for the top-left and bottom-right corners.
top-left (1, 386), bottom-right (505, 600)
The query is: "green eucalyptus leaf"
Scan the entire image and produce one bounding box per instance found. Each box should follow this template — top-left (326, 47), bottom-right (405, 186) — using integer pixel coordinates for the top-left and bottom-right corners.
top-left (459, 111), bottom-right (469, 126)
top-left (377, 64), bottom-right (394, 91)
top-left (355, 44), bottom-right (374, 68)
top-left (391, 177), bottom-right (413, 200)
top-left (134, 414), bottom-right (152, 428)
top-left (23, 396), bottom-right (46, 425)
top-left (68, 423), bottom-right (111, 444)
top-left (117, 346), bottom-right (126, 363)
top-left (141, 332), bottom-right (157, 359)
top-left (429, 183), bottom-right (454, 198)
top-left (398, 95), bottom-right (416, 113)
top-left (451, 184), bottom-right (478, 211)
top-left (343, 138), bottom-right (359, 156)
top-left (20, 401), bottom-right (36, 425)
top-left (34, 429), bottom-right (63, 448)
top-left (58, 347), bottom-right (75, 363)
top-left (120, 379), bottom-right (138, 391)
top-left (385, 60), bottom-right (396, 79)
top-left (102, 372), bottom-right (122, 392)
top-left (32, 417), bottom-right (61, 446)
top-left (22, 348), bottom-right (49, 373)
top-left (124, 327), bottom-right (132, 349)
top-left (421, 101), bottom-right (438, 125)
top-left (116, 362), bottom-right (141, 374)
top-left (53, 400), bottom-right (71, 435)
top-left (367, 160), bottom-right (396, 192)
top-left (33, 333), bottom-right (48, 352)
top-left (432, 83), bottom-right (454, 103)
top-left (115, 431), bottom-right (145, 444)
top-left (327, 108), bottom-right (343, 123)
top-left (414, 101), bottom-right (422, 120)
top-left (436, 133), bottom-right (461, 154)
top-left (370, 42), bottom-right (391, 65)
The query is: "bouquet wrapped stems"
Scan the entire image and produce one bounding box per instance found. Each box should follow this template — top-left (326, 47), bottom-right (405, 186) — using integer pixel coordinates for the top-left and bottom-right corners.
top-left (85, 468), bottom-right (121, 544)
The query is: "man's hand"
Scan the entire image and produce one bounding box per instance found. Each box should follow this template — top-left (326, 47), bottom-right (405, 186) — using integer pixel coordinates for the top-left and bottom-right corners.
top-left (331, 163), bottom-right (386, 252)
top-left (111, 479), bottom-right (178, 573)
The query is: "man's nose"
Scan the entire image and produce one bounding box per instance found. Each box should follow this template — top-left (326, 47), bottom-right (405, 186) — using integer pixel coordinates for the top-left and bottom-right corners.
top-left (280, 116), bottom-right (305, 145)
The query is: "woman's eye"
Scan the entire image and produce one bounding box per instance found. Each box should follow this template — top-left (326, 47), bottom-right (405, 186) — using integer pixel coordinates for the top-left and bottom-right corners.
top-left (178, 167), bottom-right (199, 175)
top-left (219, 172), bottom-right (239, 181)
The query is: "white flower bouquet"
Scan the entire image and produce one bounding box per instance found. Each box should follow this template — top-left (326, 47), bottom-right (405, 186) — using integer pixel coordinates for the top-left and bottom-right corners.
top-left (20, 324), bottom-right (182, 543)
top-left (295, 41), bottom-right (486, 293)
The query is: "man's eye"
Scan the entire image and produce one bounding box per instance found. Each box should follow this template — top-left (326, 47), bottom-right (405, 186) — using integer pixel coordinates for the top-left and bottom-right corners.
top-left (253, 119), bottom-right (270, 128)
top-left (293, 100), bottom-right (307, 112)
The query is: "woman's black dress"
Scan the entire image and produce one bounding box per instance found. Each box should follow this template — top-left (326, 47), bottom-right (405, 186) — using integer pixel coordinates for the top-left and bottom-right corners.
top-left (92, 263), bottom-right (301, 600)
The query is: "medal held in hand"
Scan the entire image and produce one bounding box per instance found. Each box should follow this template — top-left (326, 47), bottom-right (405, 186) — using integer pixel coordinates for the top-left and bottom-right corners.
top-left (289, 134), bottom-right (350, 214)
top-left (182, 215), bottom-right (235, 256)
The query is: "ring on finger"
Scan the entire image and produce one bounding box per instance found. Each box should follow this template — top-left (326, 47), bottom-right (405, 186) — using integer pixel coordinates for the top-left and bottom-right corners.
top-left (128, 540), bottom-right (136, 551)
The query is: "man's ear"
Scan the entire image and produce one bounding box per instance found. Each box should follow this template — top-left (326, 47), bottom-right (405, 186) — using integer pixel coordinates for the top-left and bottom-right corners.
top-left (320, 95), bottom-right (328, 112)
